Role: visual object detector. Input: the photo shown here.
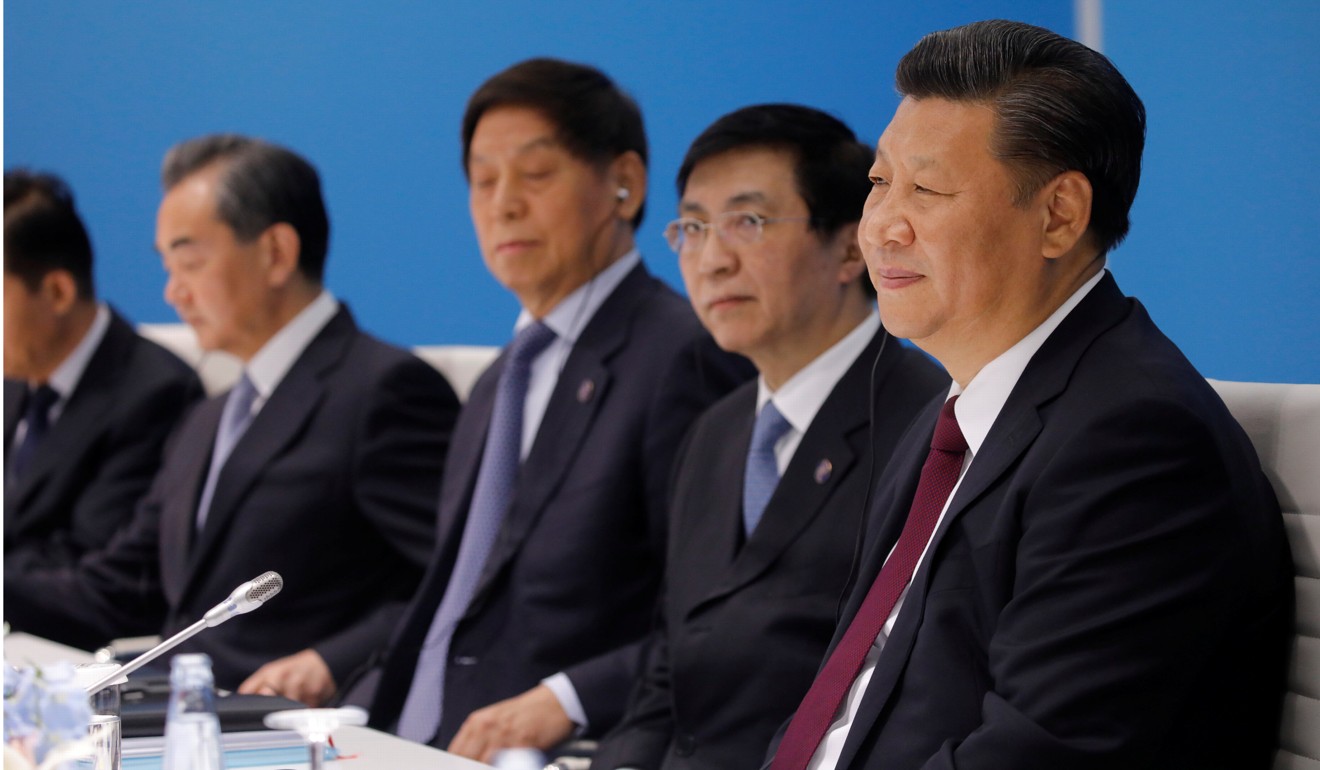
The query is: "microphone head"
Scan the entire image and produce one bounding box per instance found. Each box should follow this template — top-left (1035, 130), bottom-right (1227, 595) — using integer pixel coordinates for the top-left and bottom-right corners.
top-left (240, 571), bottom-right (284, 610)
top-left (203, 571), bottom-right (283, 627)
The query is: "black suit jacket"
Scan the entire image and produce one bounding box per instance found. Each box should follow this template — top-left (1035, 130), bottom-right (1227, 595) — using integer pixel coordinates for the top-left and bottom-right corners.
top-left (768, 274), bottom-right (1292, 770)
top-left (369, 264), bottom-right (753, 745)
top-left (592, 328), bottom-right (947, 770)
top-left (4, 307), bottom-right (461, 690)
top-left (4, 309), bottom-right (203, 573)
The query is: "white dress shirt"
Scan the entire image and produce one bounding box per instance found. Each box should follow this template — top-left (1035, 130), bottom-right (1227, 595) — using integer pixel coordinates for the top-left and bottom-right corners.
top-left (755, 312), bottom-right (881, 474)
top-left (807, 268), bottom-right (1107, 770)
top-left (514, 250), bottom-right (640, 460)
top-left (241, 291), bottom-right (340, 414)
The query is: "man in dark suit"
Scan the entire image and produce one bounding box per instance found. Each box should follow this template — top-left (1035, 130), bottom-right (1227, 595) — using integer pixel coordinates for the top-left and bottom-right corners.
top-left (591, 105), bottom-right (946, 770)
top-left (364, 59), bottom-right (752, 761)
top-left (4, 170), bottom-right (202, 574)
top-left (4, 135), bottom-right (460, 706)
top-left (765, 20), bottom-right (1293, 770)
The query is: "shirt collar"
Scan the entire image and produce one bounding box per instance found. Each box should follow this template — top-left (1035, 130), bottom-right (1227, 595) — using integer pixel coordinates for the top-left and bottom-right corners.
top-left (756, 311), bottom-right (881, 434)
top-left (44, 304), bottom-right (111, 400)
top-left (952, 267), bottom-right (1107, 456)
top-left (514, 249), bottom-right (640, 343)
top-left (244, 291), bottom-right (340, 400)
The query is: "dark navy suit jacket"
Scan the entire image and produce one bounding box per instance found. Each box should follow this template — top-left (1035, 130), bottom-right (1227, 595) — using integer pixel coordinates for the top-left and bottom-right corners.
top-left (766, 274), bottom-right (1292, 770)
top-left (593, 327), bottom-right (947, 770)
top-left (4, 308), bottom-right (202, 573)
top-left (4, 307), bottom-right (460, 690)
top-left (368, 263), bottom-right (753, 745)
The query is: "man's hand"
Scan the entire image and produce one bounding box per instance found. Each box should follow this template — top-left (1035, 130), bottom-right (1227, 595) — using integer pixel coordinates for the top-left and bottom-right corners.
top-left (237, 648), bottom-right (336, 707)
top-left (447, 683), bottom-right (576, 763)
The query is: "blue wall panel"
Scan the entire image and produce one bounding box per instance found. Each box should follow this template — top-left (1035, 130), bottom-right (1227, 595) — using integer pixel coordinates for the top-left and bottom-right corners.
top-left (1103, 1), bottom-right (1319, 382)
top-left (3, 1), bottom-right (1069, 345)
top-left (6, 2), bottom-right (1315, 382)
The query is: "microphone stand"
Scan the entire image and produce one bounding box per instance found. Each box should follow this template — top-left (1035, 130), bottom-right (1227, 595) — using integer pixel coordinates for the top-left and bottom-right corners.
top-left (84, 571), bottom-right (283, 696)
top-left (85, 618), bottom-right (207, 696)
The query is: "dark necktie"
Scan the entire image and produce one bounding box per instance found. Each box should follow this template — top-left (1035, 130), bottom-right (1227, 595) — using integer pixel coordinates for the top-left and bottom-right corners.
top-left (9, 384), bottom-right (60, 482)
top-left (396, 320), bottom-right (557, 744)
top-left (770, 396), bottom-right (966, 770)
top-left (743, 401), bottom-right (792, 535)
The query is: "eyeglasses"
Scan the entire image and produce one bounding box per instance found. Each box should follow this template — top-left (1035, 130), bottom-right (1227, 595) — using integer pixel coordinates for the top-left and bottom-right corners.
top-left (662, 211), bottom-right (814, 254)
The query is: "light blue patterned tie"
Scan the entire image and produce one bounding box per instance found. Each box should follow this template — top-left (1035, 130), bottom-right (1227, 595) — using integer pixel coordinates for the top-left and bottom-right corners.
top-left (195, 372), bottom-right (258, 530)
top-left (396, 321), bottom-right (557, 744)
top-left (743, 401), bottom-right (792, 535)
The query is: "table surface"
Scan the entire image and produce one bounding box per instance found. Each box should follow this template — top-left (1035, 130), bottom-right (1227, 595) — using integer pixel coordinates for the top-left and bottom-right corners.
top-left (5, 632), bottom-right (493, 768)
top-left (333, 725), bottom-right (492, 768)
top-left (4, 630), bottom-right (98, 665)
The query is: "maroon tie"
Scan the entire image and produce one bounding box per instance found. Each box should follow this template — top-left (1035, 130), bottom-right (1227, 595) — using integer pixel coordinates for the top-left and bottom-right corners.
top-left (771, 396), bottom-right (967, 770)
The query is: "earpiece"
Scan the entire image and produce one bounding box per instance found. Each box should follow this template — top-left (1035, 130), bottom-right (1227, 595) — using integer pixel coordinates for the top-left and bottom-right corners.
top-left (615, 187), bottom-right (630, 202)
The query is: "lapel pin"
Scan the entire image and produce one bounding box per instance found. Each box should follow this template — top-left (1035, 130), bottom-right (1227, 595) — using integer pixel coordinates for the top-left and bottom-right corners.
top-left (814, 458), bottom-right (833, 484)
top-left (577, 378), bottom-right (595, 403)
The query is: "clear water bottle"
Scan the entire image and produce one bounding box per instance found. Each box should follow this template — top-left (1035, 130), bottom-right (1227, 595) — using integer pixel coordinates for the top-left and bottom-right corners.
top-left (161, 653), bottom-right (225, 770)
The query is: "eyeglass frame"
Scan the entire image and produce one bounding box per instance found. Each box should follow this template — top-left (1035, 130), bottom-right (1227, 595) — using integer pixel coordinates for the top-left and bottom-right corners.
top-left (662, 210), bottom-right (817, 255)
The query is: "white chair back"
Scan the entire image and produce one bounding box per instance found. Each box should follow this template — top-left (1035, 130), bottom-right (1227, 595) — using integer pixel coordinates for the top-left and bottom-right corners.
top-left (412, 345), bottom-right (500, 402)
top-left (138, 323), bottom-right (243, 396)
top-left (138, 323), bottom-right (499, 402)
top-left (1209, 379), bottom-right (1320, 769)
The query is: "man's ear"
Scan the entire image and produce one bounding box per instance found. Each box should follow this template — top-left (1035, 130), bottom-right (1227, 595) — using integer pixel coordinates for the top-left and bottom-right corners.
top-left (832, 222), bottom-right (867, 286)
top-left (40, 270), bottom-right (81, 316)
top-left (263, 223), bottom-right (303, 287)
top-left (609, 151), bottom-right (647, 222)
top-left (1041, 170), bottom-right (1093, 260)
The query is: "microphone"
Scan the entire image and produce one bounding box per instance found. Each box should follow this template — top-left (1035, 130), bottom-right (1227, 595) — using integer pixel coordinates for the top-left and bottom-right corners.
top-left (85, 571), bottom-right (283, 695)
top-left (202, 571), bottom-right (283, 626)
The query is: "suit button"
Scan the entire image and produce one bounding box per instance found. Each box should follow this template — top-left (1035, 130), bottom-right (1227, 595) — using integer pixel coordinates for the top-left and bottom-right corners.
top-left (453, 655), bottom-right (479, 666)
top-left (675, 733), bottom-right (695, 757)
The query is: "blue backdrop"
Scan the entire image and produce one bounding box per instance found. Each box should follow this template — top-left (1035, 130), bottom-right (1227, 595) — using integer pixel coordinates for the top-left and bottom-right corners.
top-left (5, 1), bottom-right (1317, 383)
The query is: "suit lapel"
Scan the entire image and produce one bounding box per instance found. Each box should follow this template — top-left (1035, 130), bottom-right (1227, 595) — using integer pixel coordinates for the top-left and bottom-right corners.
top-left (4, 313), bottom-right (134, 517)
top-left (435, 362), bottom-right (500, 551)
top-left (4, 380), bottom-right (29, 530)
top-left (4, 380), bottom-right (23, 455)
top-left (467, 265), bottom-right (646, 603)
top-left (469, 356), bottom-right (615, 600)
top-left (925, 274), bottom-right (1131, 557)
top-left (837, 275), bottom-right (1133, 764)
top-left (834, 397), bottom-right (1041, 768)
top-left (693, 331), bottom-right (883, 613)
top-left (681, 389), bottom-right (755, 609)
top-left (158, 397), bottom-right (223, 596)
top-left (178, 308), bottom-right (354, 599)
top-left (514, 355), bottom-right (611, 523)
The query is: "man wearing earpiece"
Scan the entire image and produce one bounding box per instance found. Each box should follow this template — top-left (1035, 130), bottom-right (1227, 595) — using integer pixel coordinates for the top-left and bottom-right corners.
top-left (591, 104), bottom-right (946, 770)
top-left (364, 58), bottom-right (753, 760)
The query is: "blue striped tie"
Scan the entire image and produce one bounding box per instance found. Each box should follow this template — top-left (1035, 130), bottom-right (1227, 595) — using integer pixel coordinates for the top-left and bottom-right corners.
top-left (396, 321), bottom-right (557, 744)
top-left (743, 401), bottom-right (792, 535)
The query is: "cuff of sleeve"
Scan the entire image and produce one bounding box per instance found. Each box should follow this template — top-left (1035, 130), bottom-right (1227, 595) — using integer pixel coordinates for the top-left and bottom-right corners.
top-left (542, 672), bottom-right (589, 730)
